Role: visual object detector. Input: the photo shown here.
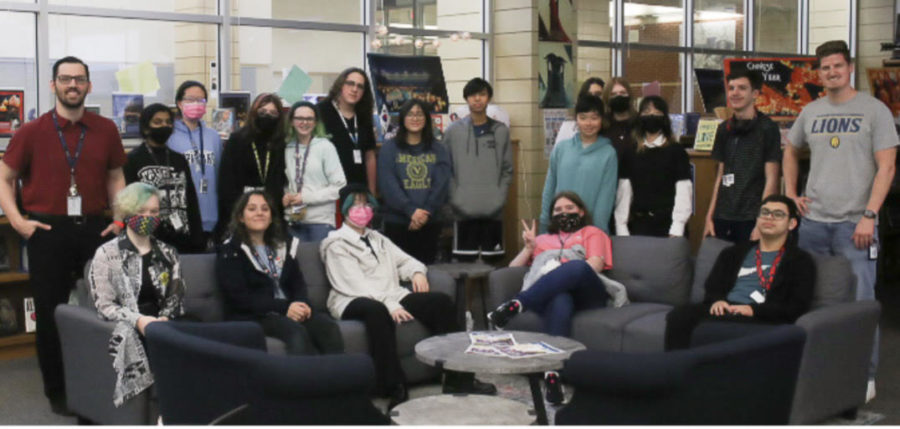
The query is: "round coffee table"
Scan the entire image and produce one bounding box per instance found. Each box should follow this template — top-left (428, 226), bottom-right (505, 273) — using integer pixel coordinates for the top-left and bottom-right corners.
top-left (415, 331), bottom-right (586, 425)
top-left (391, 394), bottom-right (534, 425)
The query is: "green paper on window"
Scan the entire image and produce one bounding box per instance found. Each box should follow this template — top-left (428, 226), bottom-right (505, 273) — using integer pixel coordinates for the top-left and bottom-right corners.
top-left (115, 61), bottom-right (160, 95)
top-left (278, 65), bottom-right (313, 106)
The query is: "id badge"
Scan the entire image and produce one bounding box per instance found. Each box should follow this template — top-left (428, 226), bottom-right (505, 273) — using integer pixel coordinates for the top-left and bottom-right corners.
top-left (722, 173), bottom-right (735, 187)
top-left (353, 149), bottom-right (363, 164)
top-left (199, 178), bottom-right (208, 194)
top-left (67, 195), bottom-right (82, 217)
top-left (243, 185), bottom-right (263, 193)
top-left (750, 290), bottom-right (766, 304)
top-left (869, 241), bottom-right (879, 260)
top-left (169, 214), bottom-right (184, 231)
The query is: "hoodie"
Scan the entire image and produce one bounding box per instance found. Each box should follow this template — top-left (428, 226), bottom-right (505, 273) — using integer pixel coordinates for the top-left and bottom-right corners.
top-left (319, 224), bottom-right (427, 319)
top-left (376, 138), bottom-right (451, 224)
top-left (444, 116), bottom-right (513, 219)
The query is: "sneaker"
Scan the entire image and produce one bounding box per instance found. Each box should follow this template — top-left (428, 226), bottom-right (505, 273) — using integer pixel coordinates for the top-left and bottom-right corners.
top-left (866, 379), bottom-right (876, 403)
top-left (544, 371), bottom-right (565, 405)
top-left (488, 299), bottom-right (522, 330)
top-left (442, 371), bottom-right (498, 395)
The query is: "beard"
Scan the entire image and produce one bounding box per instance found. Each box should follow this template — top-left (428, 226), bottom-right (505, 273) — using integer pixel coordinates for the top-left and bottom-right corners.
top-left (56, 88), bottom-right (86, 109)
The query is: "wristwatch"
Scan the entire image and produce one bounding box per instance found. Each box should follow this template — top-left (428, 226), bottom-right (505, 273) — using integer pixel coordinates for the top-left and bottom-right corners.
top-left (863, 209), bottom-right (877, 219)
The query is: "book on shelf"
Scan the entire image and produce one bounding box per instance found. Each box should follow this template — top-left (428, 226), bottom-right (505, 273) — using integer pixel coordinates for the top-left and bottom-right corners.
top-left (24, 297), bottom-right (35, 333)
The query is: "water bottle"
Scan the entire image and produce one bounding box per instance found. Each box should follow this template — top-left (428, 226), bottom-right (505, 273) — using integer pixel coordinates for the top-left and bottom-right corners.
top-left (465, 311), bottom-right (474, 332)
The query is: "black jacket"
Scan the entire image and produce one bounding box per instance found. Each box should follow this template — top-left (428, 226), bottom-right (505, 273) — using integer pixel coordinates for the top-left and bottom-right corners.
top-left (216, 237), bottom-right (308, 321)
top-left (217, 126), bottom-right (287, 230)
top-left (124, 143), bottom-right (205, 253)
top-left (317, 100), bottom-right (376, 187)
top-left (703, 240), bottom-right (816, 323)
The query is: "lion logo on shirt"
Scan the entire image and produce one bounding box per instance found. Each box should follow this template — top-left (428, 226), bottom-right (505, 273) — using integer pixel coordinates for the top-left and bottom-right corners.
top-left (830, 136), bottom-right (840, 149)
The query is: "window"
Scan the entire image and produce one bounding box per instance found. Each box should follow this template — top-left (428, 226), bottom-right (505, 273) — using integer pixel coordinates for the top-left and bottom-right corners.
top-left (377, 0), bottom-right (484, 32)
top-left (0, 11), bottom-right (37, 140)
top-left (624, 0), bottom-right (684, 46)
top-left (235, 0), bottom-right (363, 24)
top-left (624, 49), bottom-right (684, 113)
top-left (693, 0), bottom-right (744, 69)
top-left (755, 0), bottom-right (798, 53)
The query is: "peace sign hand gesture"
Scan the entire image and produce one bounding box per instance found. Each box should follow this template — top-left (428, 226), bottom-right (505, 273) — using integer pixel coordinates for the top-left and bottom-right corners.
top-left (521, 219), bottom-right (537, 250)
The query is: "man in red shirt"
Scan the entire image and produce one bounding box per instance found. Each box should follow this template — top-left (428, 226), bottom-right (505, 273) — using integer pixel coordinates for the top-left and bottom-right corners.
top-left (0, 56), bottom-right (126, 415)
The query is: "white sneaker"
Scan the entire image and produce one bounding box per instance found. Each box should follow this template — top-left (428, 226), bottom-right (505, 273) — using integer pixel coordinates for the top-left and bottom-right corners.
top-left (865, 380), bottom-right (876, 403)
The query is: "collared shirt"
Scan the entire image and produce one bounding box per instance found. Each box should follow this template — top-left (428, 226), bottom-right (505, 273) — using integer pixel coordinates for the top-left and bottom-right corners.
top-left (4, 109), bottom-right (126, 215)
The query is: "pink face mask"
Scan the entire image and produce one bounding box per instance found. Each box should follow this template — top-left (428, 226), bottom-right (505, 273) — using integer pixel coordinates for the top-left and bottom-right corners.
top-left (182, 102), bottom-right (206, 120)
top-left (347, 205), bottom-right (374, 227)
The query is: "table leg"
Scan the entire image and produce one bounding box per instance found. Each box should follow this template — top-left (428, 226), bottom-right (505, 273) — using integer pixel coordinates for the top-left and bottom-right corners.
top-left (455, 275), bottom-right (468, 329)
top-left (528, 373), bottom-right (549, 425)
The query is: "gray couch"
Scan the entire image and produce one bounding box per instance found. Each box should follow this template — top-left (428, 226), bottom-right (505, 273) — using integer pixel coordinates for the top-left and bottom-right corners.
top-left (486, 235), bottom-right (880, 424)
top-left (56, 241), bottom-right (454, 425)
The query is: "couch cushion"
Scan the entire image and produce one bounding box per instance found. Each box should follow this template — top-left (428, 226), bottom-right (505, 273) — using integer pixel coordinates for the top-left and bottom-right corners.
top-left (691, 237), bottom-right (733, 304)
top-left (620, 307), bottom-right (672, 353)
top-left (571, 303), bottom-right (673, 351)
top-left (296, 241), bottom-right (330, 311)
top-left (607, 236), bottom-right (692, 306)
top-left (809, 253), bottom-right (855, 309)
top-left (181, 253), bottom-right (224, 322)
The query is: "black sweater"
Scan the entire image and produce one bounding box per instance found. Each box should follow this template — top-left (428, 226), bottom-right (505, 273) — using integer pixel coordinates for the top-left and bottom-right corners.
top-left (124, 143), bottom-right (205, 253)
top-left (216, 237), bottom-right (309, 321)
top-left (703, 240), bottom-right (816, 323)
top-left (317, 100), bottom-right (376, 187)
top-left (217, 126), bottom-right (287, 228)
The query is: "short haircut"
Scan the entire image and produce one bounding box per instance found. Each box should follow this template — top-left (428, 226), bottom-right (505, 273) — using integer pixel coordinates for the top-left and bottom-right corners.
top-left (577, 77), bottom-right (606, 99)
top-left (53, 56), bottom-right (90, 81)
top-left (463, 77), bottom-right (493, 99)
top-left (114, 182), bottom-right (159, 219)
top-left (175, 80), bottom-right (208, 104)
top-left (139, 103), bottom-right (174, 138)
top-left (726, 68), bottom-right (763, 91)
top-left (815, 40), bottom-right (851, 64)
top-left (574, 94), bottom-right (604, 115)
top-left (761, 194), bottom-right (800, 221)
top-left (339, 183), bottom-right (379, 217)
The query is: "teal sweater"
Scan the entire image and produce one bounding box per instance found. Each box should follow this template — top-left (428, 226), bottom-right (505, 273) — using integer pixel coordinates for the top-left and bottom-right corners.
top-left (540, 133), bottom-right (618, 233)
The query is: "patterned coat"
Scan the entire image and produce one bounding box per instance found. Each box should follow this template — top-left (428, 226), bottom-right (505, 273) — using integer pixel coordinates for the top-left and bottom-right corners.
top-left (88, 234), bottom-right (185, 407)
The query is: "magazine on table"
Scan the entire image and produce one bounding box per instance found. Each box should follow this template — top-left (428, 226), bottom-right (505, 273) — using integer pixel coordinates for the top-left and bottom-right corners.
top-left (464, 332), bottom-right (564, 359)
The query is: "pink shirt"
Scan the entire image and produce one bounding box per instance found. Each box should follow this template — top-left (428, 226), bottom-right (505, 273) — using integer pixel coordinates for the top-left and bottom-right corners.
top-left (531, 225), bottom-right (613, 270)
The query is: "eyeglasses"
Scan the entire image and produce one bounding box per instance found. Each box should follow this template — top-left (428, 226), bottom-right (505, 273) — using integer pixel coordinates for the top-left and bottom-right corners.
top-left (182, 97), bottom-right (206, 104)
top-left (758, 208), bottom-right (788, 220)
top-left (344, 81), bottom-right (366, 90)
top-left (292, 116), bottom-right (316, 123)
top-left (56, 75), bottom-right (88, 85)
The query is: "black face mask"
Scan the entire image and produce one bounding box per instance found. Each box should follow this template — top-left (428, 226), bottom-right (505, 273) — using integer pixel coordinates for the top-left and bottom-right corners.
top-left (256, 114), bottom-right (280, 133)
top-left (146, 126), bottom-right (174, 144)
top-left (609, 95), bottom-right (631, 113)
top-left (639, 115), bottom-right (666, 135)
top-left (550, 212), bottom-right (583, 233)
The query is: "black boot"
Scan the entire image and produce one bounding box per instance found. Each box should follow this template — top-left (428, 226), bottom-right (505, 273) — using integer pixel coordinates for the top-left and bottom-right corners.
top-left (387, 384), bottom-right (408, 410)
top-left (442, 371), bottom-right (497, 395)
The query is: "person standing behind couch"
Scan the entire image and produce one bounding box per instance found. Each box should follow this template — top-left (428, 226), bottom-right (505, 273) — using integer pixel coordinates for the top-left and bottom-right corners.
top-left (217, 191), bottom-right (343, 356)
top-left (282, 101), bottom-right (346, 242)
top-left (89, 182), bottom-right (185, 407)
top-left (377, 99), bottom-right (451, 264)
top-left (444, 78), bottom-right (513, 261)
top-left (167, 80), bottom-right (223, 245)
top-left (0, 56), bottom-right (126, 415)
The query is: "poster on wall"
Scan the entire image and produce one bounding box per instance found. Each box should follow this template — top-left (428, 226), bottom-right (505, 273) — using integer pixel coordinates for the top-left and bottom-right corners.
top-left (724, 58), bottom-right (824, 117)
top-left (538, 0), bottom-right (574, 43)
top-left (112, 93), bottom-right (143, 138)
top-left (220, 92), bottom-right (251, 131)
top-left (212, 108), bottom-right (235, 139)
top-left (539, 43), bottom-right (575, 109)
top-left (543, 108), bottom-right (569, 158)
top-left (366, 53), bottom-right (449, 115)
top-left (0, 89), bottom-right (24, 137)
top-left (866, 68), bottom-right (900, 125)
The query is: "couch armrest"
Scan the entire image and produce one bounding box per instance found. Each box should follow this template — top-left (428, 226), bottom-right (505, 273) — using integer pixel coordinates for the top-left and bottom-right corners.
top-left (563, 349), bottom-right (690, 395)
top-left (255, 352), bottom-right (376, 396)
top-left (486, 266), bottom-right (528, 310)
top-left (790, 301), bottom-right (880, 424)
top-left (426, 269), bottom-right (456, 304)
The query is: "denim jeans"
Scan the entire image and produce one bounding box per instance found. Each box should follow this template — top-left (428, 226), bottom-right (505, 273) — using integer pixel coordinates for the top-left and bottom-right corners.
top-left (287, 223), bottom-right (334, 242)
top-left (516, 260), bottom-right (609, 337)
top-left (798, 218), bottom-right (879, 379)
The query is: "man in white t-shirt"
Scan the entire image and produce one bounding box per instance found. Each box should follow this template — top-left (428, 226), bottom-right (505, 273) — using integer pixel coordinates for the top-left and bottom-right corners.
top-left (783, 40), bottom-right (898, 403)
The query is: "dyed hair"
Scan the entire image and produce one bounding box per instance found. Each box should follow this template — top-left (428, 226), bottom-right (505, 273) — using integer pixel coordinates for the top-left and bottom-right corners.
top-left (114, 182), bottom-right (159, 219)
top-left (139, 103), bottom-right (174, 140)
top-left (326, 67), bottom-right (375, 125)
top-left (227, 191), bottom-right (286, 248)
top-left (285, 101), bottom-right (327, 142)
top-left (53, 56), bottom-right (90, 81)
top-left (463, 77), bottom-right (494, 99)
top-left (547, 191), bottom-right (593, 234)
top-left (395, 98), bottom-right (435, 151)
top-left (634, 95), bottom-right (676, 152)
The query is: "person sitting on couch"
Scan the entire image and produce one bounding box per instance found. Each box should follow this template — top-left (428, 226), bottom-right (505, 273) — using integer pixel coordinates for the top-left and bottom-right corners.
top-left (487, 190), bottom-right (629, 404)
top-left (320, 184), bottom-right (496, 409)
top-left (89, 182), bottom-right (185, 407)
top-left (217, 190), bottom-right (343, 356)
top-left (664, 194), bottom-right (816, 350)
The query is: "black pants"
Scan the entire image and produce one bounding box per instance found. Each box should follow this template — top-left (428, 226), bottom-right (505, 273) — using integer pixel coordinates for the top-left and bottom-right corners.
top-left (27, 214), bottom-right (107, 401)
top-left (258, 312), bottom-right (344, 355)
top-left (713, 218), bottom-right (756, 243)
top-left (383, 222), bottom-right (441, 264)
top-left (664, 303), bottom-right (766, 350)
top-left (342, 293), bottom-right (457, 395)
top-left (629, 210), bottom-right (675, 237)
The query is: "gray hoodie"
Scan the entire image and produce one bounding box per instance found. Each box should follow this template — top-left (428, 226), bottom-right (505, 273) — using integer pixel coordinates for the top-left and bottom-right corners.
top-left (444, 117), bottom-right (513, 219)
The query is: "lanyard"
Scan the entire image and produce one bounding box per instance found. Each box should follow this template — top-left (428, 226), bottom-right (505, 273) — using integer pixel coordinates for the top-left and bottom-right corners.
top-left (187, 123), bottom-right (207, 176)
top-left (556, 232), bottom-right (572, 260)
top-left (251, 245), bottom-right (280, 280)
top-left (144, 142), bottom-right (173, 208)
top-left (755, 246), bottom-right (785, 291)
top-left (332, 101), bottom-right (358, 145)
top-left (252, 142), bottom-right (270, 185)
top-left (51, 110), bottom-right (87, 188)
top-left (293, 139), bottom-right (313, 192)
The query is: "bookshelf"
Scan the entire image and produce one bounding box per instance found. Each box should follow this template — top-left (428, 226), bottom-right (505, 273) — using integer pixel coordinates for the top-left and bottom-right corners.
top-left (0, 216), bottom-right (34, 360)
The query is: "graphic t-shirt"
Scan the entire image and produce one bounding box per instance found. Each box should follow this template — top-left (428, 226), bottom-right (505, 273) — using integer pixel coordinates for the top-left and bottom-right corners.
top-left (726, 247), bottom-right (778, 304)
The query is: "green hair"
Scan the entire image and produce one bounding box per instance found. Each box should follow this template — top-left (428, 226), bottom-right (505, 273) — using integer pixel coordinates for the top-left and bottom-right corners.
top-left (114, 182), bottom-right (159, 220)
top-left (340, 192), bottom-right (379, 217)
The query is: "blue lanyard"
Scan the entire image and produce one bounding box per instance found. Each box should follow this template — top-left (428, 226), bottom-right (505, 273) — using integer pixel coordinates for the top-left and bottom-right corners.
top-left (51, 110), bottom-right (87, 178)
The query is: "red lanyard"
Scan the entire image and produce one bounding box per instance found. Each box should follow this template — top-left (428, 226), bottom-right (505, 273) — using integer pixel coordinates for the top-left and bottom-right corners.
top-left (755, 246), bottom-right (785, 291)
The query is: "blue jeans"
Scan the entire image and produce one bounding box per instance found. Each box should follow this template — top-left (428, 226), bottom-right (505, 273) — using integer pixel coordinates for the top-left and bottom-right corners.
top-left (287, 223), bottom-right (334, 242)
top-left (516, 261), bottom-right (608, 337)
top-left (798, 218), bottom-right (879, 378)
